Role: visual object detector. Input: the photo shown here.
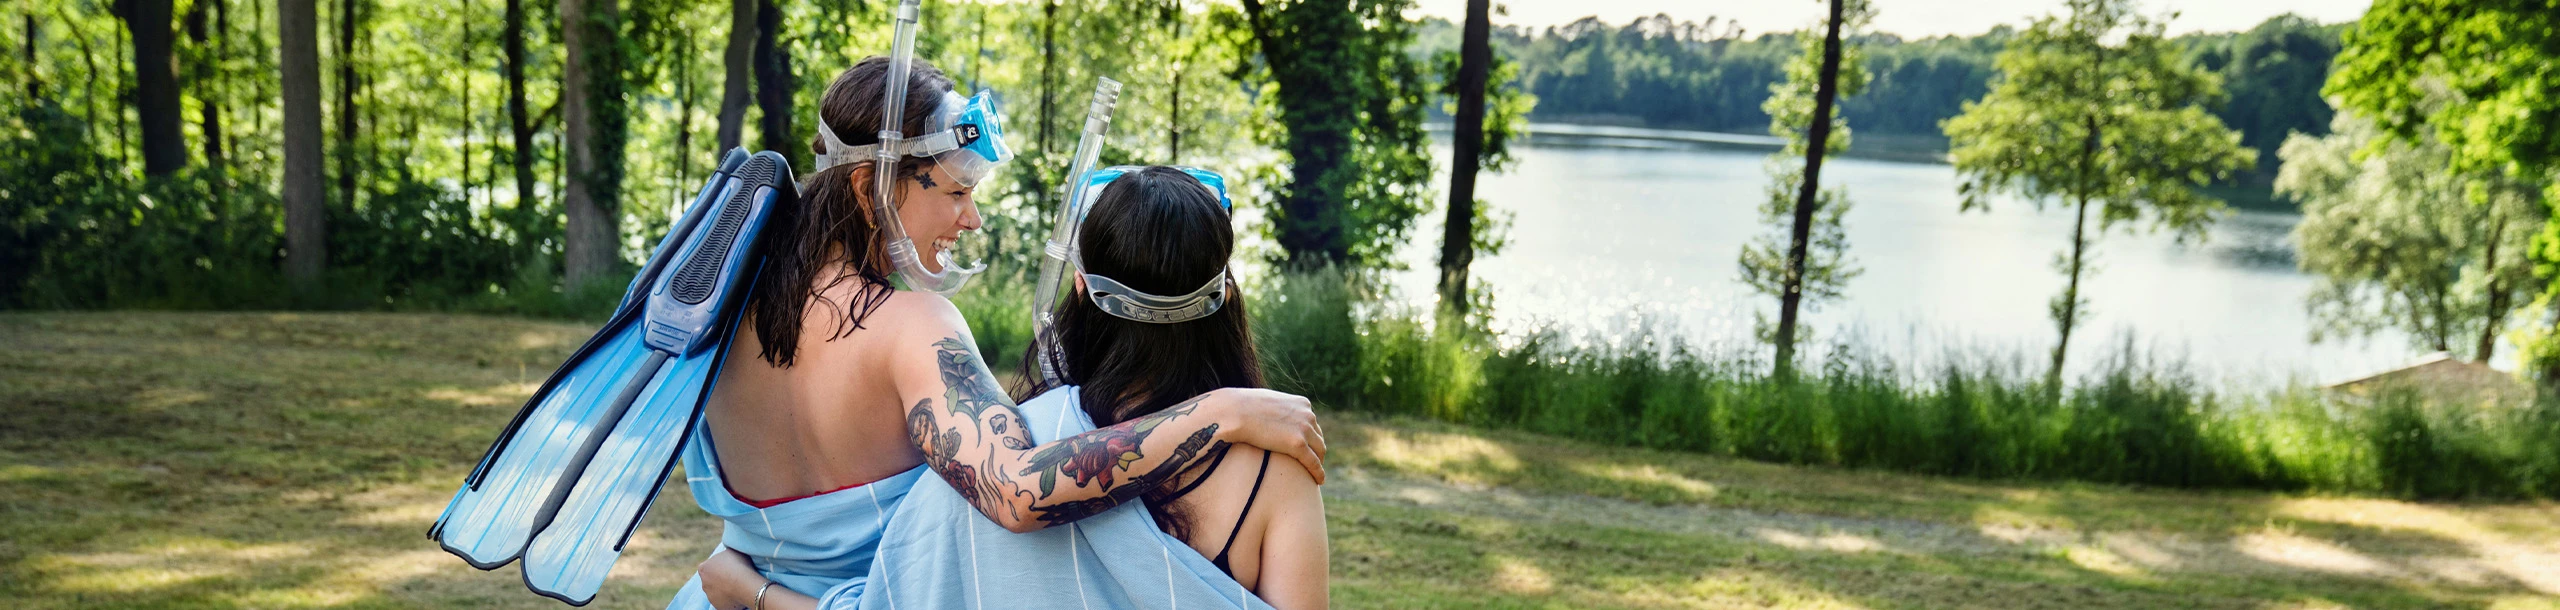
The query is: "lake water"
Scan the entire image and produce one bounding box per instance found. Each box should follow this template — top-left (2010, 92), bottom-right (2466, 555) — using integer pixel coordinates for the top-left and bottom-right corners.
top-left (1385, 130), bottom-right (2427, 386)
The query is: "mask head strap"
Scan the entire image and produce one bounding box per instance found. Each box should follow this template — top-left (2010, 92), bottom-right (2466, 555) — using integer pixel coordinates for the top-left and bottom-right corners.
top-left (1083, 269), bottom-right (1229, 324)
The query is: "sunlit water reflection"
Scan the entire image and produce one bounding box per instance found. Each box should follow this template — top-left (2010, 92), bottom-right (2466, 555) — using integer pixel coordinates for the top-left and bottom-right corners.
top-left (1387, 135), bottom-right (2426, 387)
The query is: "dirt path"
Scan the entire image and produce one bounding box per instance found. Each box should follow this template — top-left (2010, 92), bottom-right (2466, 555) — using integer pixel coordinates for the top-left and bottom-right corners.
top-left (1328, 462), bottom-right (2560, 598)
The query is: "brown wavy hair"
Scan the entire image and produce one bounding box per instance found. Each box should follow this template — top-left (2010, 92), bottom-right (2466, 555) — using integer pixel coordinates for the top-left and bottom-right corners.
top-left (1016, 167), bottom-right (1265, 540)
top-left (751, 56), bottom-right (954, 367)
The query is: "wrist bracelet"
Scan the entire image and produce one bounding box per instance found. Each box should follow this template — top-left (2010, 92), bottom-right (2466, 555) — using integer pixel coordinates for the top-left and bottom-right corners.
top-left (753, 581), bottom-right (777, 610)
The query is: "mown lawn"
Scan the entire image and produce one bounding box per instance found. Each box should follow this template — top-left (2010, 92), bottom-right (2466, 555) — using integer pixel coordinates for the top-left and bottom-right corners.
top-left (3, 311), bottom-right (2556, 609)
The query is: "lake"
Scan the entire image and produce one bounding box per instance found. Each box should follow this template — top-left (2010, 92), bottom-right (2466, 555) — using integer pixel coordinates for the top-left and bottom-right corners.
top-left (1385, 127), bottom-right (2428, 386)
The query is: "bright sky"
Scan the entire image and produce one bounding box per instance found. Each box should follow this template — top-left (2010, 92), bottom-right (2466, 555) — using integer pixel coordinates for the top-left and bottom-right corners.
top-left (1407, 0), bottom-right (2373, 38)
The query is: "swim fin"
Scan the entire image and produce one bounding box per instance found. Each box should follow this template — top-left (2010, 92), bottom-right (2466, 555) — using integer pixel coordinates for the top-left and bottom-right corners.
top-left (432, 149), bottom-right (792, 606)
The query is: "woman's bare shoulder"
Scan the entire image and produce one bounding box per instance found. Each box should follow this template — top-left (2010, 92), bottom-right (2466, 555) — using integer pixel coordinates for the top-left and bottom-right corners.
top-left (786, 283), bottom-right (967, 367)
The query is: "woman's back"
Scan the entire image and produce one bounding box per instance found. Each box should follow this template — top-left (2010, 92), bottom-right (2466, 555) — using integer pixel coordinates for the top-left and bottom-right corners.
top-left (705, 273), bottom-right (931, 504)
top-left (1155, 443), bottom-right (1326, 604)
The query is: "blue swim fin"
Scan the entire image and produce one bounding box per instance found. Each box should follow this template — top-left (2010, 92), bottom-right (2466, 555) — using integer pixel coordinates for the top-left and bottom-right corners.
top-left (433, 149), bottom-right (790, 606)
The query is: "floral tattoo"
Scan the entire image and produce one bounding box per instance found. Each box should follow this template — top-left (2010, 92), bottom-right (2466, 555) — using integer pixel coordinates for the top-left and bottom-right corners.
top-left (904, 335), bottom-right (1232, 529)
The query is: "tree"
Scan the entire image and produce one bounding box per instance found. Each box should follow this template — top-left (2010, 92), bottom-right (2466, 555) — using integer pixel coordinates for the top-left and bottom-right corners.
top-left (282, 0), bottom-right (328, 281)
top-left (2183, 15), bottom-right (2340, 184)
top-left (1236, 0), bottom-right (1437, 269)
top-left (2280, 113), bottom-right (2544, 361)
top-left (1429, 11), bottom-right (1532, 315)
top-left (118, 0), bottom-right (187, 176)
top-left (714, 0), bottom-right (752, 151)
top-left (22, 12), bottom-right (37, 100)
top-left (504, 0), bottom-right (538, 242)
top-left (1741, 0), bottom-right (1868, 376)
top-left (749, 0), bottom-right (788, 165)
top-left (333, 0), bottom-right (362, 209)
top-left (559, 0), bottom-right (630, 286)
top-left (1433, 0), bottom-right (1490, 314)
top-left (184, 0), bottom-right (225, 175)
top-left (1941, 0), bottom-right (2255, 383)
top-left (2326, 0), bottom-right (2560, 379)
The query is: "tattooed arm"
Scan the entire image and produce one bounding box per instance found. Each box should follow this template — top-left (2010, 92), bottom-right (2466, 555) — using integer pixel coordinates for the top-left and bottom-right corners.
top-left (890, 307), bottom-right (1325, 533)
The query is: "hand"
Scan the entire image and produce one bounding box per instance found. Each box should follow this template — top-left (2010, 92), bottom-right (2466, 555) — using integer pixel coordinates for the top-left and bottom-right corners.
top-left (696, 547), bottom-right (767, 609)
top-left (1209, 387), bottom-right (1327, 484)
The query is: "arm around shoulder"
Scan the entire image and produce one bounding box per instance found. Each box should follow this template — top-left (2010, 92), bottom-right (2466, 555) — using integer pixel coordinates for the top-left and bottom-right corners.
top-left (883, 294), bottom-right (1324, 533)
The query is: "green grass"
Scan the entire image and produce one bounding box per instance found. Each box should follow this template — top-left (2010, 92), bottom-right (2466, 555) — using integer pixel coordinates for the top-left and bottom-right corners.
top-left (4, 311), bottom-right (2559, 608)
top-left (1250, 269), bottom-right (2560, 502)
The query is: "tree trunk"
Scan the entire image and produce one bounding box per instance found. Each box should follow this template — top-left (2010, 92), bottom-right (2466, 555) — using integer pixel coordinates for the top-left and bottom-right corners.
top-left (1435, 0), bottom-right (1492, 316)
top-left (333, 0), bottom-right (358, 208)
top-left (1237, 0), bottom-right (1355, 267)
top-left (750, 0), bottom-right (790, 163)
top-left (504, 0), bottom-right (536, 240)
top-left (281, 0), bottom-right (327, 281)
top-left (121, 0), bottom-right (188, 176)
top-left (2052, 114), bottom-right (2098, 385)
top-left (674, 26), bottom-right (695, 203)
top-left (559, 0), bottom-right (624, 287)
top-left (1772, 0), bottom-right (1848, 375)
top-left (460, 0), bottom-right (472, 209)
top-left (2476, 215), bottom-right (2511, 362)
top-left (186, 0), bottom-right (225, 174)
top-left (26, 13), bottom-right (41, 100)
top-left (1038, 0), bottom-right (1055, 158)
top-left (714, 0), bottom-right (751, 151)
top-left (115, 21), bottom-right (129, 168)
top-left (65, 7), bottom-right (104, 153)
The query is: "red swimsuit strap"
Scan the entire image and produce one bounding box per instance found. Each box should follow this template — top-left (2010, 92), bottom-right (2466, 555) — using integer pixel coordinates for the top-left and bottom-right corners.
top-left (721, 471), bottom-right (876, 509)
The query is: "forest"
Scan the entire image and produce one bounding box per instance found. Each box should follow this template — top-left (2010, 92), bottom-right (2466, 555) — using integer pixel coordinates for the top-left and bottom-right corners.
top-left (1422, 12), bottom-right (2343, 182)
top-left (2, 0), bottom-right (1458, 312)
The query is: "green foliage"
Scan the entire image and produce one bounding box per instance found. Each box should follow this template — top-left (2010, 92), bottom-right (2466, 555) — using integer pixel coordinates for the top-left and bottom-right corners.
top-left (1943, 0), bottom-right (2256, 377)
top-left (1253, 267), bottom-right (2560, 500)
top-left (2327, 0), bottom-right (2560, 176)
top-left (2179, 14), bottom-right (2344, 183)
top-left (1738, 1), bottom-right (1869, 357)
top-left (2328, 0), bottom-right (2560, 380)
top-left (1246, 266), bottom-right (1364, 408)
top-left (3, 103), bottom-right (285, 309)
top-left (2278, 112), bottom-right (2545, 357)
top-left (1234, 0), bottom-right (1440, 269)
top-left (1431, 40), bottom-right (1534, 175)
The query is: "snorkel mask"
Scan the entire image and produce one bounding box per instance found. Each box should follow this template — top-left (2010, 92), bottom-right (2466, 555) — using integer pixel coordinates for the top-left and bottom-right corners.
top-left (814, 0), bottom-right (1015, 296)
top-left (812, 89), bottom-right (1013, 187)
top-left (1032, 163), bottom-right (1235, 383)
top-left (1069, 166), bottom-right (1234, 323)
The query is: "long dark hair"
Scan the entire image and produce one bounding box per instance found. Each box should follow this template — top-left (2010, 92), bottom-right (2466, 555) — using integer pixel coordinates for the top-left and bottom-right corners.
top-left (1016, 166), bottom-right (1264, 540)
top-left (750, 56), bottom-right (953, 367)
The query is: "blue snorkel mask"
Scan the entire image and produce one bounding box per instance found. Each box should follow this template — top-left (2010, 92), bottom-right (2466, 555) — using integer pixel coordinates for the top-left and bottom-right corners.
top-left (1067, 166), bottom-right (1235, 324)
top-left (813, 89), bottom-right (1015, 187)
top-left (812, 0), bottom-right (1011, 296)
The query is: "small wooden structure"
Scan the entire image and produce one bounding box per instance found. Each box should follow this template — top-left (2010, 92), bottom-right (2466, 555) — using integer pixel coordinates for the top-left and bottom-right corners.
top-left (2323, 352), bottom-right (2534, 407)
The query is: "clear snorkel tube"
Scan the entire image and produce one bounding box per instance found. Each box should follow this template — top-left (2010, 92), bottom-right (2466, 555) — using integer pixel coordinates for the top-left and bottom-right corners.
top-left (1032, 77), bottom-right (1123, 384)
top-left (871, 0), bottom-right (984, 295)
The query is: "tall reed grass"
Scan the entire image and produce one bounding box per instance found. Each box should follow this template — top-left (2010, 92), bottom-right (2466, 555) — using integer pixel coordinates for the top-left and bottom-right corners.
top-left (1242, 268), bottom-right (2560, 501)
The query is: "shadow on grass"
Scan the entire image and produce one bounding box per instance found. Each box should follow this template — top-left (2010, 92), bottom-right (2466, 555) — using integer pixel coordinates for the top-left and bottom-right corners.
top-left (1325, 410), bottom-right (2560, 608)
top-left (0, 312), bottom-right (716, 609)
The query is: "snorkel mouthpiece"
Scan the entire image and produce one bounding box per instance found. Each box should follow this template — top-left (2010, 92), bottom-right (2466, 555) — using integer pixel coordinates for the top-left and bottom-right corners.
top-left (862, 0), bottom-right (985, 295)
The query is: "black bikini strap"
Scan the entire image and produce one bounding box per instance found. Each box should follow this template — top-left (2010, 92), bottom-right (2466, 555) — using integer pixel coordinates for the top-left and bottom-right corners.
top-left (1153, 442), bottom-right (1232, 505)
top-left (1209, 450), bottom-right (1273, 567)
